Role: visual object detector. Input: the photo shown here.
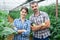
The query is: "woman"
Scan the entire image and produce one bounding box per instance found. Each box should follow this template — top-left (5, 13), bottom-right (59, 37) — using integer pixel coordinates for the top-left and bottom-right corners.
top-left (13, 6), bottom-right (31, 40)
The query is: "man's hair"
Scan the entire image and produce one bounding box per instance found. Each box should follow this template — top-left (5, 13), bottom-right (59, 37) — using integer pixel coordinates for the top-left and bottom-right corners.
top-left (20, 6), bottom-right (28, 13)
top-left (30, 1), bottom-right (38, 6)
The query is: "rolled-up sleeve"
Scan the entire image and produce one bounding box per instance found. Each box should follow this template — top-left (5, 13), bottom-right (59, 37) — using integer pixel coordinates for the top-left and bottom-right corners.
top-left (43, 12), bottom-right (50, 21)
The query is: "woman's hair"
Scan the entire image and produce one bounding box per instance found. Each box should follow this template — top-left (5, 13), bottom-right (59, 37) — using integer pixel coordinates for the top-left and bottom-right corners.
top-left (20, 6), bottom-right (28, 13)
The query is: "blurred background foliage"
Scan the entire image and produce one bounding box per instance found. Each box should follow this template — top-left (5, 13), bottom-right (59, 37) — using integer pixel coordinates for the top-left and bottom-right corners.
top-left (0, 10), bottom-right (16, 40)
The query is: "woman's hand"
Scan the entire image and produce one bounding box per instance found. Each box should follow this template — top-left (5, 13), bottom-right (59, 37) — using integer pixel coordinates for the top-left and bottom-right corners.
top-left (18, 30), bottom-right (26, 34)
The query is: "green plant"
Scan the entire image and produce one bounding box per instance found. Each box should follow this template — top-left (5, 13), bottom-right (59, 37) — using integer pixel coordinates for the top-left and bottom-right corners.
top-left (0, 10), bottom-right (16, 40)
top-left (9, 11), bottom-right (20, 19)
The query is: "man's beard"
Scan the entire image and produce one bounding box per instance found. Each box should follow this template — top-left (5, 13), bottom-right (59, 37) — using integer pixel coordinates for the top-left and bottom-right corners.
top-left (34, 9), bottom-right (38, 12)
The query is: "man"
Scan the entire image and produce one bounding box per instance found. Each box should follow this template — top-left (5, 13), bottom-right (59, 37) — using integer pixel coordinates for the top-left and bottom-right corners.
top-left (29, 1), bottom-right (50, 40)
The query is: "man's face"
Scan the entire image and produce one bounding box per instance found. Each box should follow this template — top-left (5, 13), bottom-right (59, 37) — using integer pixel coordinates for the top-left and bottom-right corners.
top-left (20, 9), bottom-right (27, 18)
top-left (30, 3), bottom-right (38, 12)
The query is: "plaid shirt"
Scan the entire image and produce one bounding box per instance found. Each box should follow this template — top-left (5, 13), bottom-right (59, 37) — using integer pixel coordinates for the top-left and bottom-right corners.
top-left (29, 11), bottom-right (50, 39)
top-left (13, 19), bottom-right (31, 40)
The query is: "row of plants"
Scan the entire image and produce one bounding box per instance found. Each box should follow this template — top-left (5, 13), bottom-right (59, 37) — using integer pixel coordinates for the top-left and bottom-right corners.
top-left (9, 4), bottom-right (60, 40)
top-left (0, 10), bottom-right (17, 40)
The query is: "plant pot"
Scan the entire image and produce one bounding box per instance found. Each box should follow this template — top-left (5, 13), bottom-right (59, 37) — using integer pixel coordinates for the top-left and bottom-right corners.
top-left (29, 36), bottom-right (33, 40)
top-left (7, 34), bottom-right (14, 40)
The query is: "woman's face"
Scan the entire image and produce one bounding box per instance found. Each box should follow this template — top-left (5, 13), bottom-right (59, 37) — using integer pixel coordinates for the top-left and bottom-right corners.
top-left (20, 9), bottom-right (27, 18)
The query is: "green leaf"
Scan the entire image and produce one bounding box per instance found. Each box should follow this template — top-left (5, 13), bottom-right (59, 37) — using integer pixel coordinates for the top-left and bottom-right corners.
top-left (2, 27), bottom-right (15, 36)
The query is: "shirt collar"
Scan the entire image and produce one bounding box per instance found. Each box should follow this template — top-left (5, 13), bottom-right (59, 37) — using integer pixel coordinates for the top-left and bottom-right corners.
top-left (33, 11), bottom-right (41, 17)
top-left (19, 18), bottom-right (27, 22)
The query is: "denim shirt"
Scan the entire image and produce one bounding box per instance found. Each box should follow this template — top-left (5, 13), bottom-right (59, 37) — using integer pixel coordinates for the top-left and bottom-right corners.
top-left (13, 18), bottom-right (31, 40)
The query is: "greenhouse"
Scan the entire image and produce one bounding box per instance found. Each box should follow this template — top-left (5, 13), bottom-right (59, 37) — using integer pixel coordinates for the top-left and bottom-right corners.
top-left (0, 0), bottom-right (60, 40)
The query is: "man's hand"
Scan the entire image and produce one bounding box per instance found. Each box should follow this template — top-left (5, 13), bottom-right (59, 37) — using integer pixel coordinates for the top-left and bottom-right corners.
top-left (31, 20), bottom-right (50, 31)
top-left (31, 25), bottom-right (40, 31)
top-left (40, 20), bottom-right (50, 30)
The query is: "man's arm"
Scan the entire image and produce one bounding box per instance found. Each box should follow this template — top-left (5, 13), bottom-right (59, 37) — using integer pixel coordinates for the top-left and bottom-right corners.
top-left (37, 20), bottom-right (50, 30)
top-left (31, 20), bottom-right (50, 31)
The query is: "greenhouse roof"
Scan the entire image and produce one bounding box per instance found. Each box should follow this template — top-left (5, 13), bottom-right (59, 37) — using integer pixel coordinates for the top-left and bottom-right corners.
top-left (0, 0), bottom-right (27, 11)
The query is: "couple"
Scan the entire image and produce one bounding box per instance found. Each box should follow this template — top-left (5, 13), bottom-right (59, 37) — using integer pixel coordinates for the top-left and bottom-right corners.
top-left (13, 1), bottom-right (50, 40)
